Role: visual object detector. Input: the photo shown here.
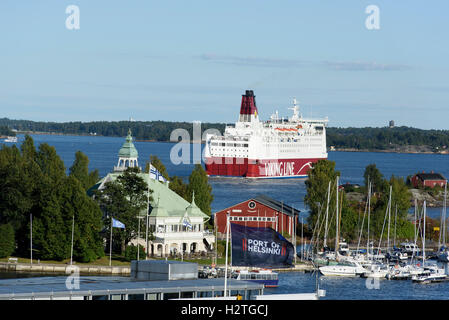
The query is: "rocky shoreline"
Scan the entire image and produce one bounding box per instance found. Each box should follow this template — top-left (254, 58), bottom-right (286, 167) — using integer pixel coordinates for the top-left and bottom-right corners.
top-left (332, 144), bottom-right (449, 155)
top-left (346, 188), bottom-right (446, 208)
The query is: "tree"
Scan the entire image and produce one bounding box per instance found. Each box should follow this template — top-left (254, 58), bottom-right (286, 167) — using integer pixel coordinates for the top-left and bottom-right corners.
top-left (304, 160), bottom-right (340, 228)
top-left (188, 164), bottom-right (214, 218)
top-left (364, 164), bottom-right (386, 193)
top-left (169, 175), bottom-right (189, 201)
top-left (60, 176), bottom-right (104, 262)
top-left (95, 167), bottom-right (151, 253)
top-left (0, 224), bottom-right (15, 258)
top-left (69, 151), bottom-right (99, 191)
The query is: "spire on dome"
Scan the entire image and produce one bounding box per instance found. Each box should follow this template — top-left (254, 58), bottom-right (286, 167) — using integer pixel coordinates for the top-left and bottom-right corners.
top-left (114, 129), bottom-right (139, 172)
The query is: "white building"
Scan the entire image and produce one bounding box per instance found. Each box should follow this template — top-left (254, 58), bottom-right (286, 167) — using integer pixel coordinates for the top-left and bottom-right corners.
top-left (90, 129), bottom-right (215, 257)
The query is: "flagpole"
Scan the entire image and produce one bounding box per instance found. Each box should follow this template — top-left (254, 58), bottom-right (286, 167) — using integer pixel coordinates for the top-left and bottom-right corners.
top-left (224, 212), bottom-right (230, 298)
top-left (30, 213), bottom-right (33, 265)
top-left (137, 215), bottom-right (141, 261)
top-left (70, 214), bottom-right (75, 265)
top-left (145, 172), bottom-right (150, 260)
top-left (110, 216), bottom-right (113, 267)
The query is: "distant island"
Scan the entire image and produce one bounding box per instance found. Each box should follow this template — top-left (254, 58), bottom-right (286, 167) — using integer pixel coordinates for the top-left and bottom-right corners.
top-left (1, 118), bottom-right (449, 154)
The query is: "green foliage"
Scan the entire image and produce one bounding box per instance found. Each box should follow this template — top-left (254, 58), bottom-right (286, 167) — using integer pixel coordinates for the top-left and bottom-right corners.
top-left (0, 135), bottom-right (104, 262)
top-left (0, 224), bottom-right (15, 258)
top-left (188, 164), bottom-right (214, 218)
top-left (304, 159), bottom-right (340, 228)
top-left (327, 126), bottom-right (449, 151)
top-left (169, 175), bottom-right (189, 201)
top-left (95, 167), bottom-right (152, 253)
top-left (364, 164), bottom-right (387, 193)
top-left (0, 126), bottom-right (15, 136)
top-left (0, 118), bottom-right (225, 142)
top-left (69, 151), bottom-right (99, 191)
top-left (123, 244), bottom-right (146, 262)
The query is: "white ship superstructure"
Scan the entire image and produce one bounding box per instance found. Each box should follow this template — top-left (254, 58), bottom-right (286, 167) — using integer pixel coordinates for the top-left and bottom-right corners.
top-left (205, 90), bottom-right (328, 178)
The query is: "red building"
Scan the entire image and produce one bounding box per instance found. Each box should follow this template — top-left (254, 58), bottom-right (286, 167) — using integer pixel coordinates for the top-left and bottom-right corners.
top-left (214, 195), bottom-right (300, 237)
top-left (411, 171), bottom-right (447, 188)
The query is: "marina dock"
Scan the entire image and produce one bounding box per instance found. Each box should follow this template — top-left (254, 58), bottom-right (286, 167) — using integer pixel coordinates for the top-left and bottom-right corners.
top-left (0, 261), bottom-right (130, 275)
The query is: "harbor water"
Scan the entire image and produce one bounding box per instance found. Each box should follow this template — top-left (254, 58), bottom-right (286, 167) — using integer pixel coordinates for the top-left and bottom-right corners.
top-left (3, 133), bottom-right (449, 299)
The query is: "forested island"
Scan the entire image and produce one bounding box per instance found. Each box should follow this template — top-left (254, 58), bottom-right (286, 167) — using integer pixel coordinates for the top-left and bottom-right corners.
top-left (2, 117), bottom-right (449, 153)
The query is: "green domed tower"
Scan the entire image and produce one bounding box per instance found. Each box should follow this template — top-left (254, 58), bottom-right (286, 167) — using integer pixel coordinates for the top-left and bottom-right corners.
top-left (114, 129), bottom-right (139, 172)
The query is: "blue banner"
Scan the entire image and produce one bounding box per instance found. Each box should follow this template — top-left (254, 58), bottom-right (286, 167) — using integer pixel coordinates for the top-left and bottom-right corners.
top-left (112, 218), bottom-right (125, 229)
top-left (231, 223), bottom-right (294, 268)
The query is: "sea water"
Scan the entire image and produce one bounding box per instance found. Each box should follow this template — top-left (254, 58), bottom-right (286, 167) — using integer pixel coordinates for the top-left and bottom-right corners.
top-left (3, 134), bottom-right (449, 299)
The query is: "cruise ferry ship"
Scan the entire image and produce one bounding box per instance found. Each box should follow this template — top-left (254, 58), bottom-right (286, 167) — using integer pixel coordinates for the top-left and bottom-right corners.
top-left (204, 90), bottom-right (328, 178)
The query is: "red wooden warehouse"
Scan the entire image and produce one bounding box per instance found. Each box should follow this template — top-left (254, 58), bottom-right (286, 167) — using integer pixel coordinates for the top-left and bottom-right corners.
top-left (214, 195), bottom-right (300, 237)
top-left (411, 171), bottom-right (447, 188)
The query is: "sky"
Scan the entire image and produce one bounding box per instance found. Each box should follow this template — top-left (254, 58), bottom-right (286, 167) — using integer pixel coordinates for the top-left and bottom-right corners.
top-left (0, 1), bottom-right (448, 129)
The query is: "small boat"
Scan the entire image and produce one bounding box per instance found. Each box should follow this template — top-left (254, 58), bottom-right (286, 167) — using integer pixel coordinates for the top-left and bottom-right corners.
top-left (437, 248), bottom-right (449, 262)
top-left (360, 263), bottom-right (389, 278)
top-left (412, 265), bottom-right (447, 284)
top-left (3, 136), bottom-right (18, 143)
top-left (399, 242), bottom-right (419, 256)
top-left (386, 250), bottom-right (408, 262)
top-left (232, 269), bottom-right (279, 288)
top-left (319, 260), bottom-right (366, 277)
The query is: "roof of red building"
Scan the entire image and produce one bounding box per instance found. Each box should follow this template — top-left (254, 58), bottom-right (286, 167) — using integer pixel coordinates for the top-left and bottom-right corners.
top-left (414, 173), bottom-right (446, 181)
top-left (215, 194), bottom-right (300, 217)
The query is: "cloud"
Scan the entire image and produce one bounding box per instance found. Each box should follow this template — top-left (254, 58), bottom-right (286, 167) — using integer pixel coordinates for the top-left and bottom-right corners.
top-left (322, 60), bottom-right (411, 71)
top-left (199, 53), bottom-right (412, 71)
top-left (197, 53), bottom-right (305, 68)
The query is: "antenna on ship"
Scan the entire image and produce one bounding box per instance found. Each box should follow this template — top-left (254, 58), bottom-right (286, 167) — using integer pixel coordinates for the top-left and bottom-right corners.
top-left (288, 97), bottom-right (301, 121)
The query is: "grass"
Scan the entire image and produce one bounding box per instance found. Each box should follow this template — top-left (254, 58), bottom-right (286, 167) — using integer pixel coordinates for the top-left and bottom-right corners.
top-left (0, 254), bottom-right (227, 267)
top-left (0, 254), bottom-right (130, 266)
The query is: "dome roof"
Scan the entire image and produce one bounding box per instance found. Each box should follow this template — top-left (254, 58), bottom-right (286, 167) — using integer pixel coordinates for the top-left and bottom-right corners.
top-left (118, 129), bottom-right (138, 158)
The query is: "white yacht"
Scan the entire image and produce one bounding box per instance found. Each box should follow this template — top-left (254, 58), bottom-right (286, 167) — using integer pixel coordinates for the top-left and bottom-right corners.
top-left (412, 265), bottom-right (447, 284)
top-left (3, 136), bottom-right (18, 143)
top-left (319, 260), bottom-right (366, 277)
top-left (360, 263), bottom-right (389, 278)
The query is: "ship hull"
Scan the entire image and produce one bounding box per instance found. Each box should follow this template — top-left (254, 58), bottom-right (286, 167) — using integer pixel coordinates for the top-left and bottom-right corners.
top-left (205, 157), bottom-right (325, 178)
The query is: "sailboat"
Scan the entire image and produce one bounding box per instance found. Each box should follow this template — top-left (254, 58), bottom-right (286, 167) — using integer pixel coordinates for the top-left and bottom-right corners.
top-left (437, 182), bottom-right (449, 262)
top-left (319, 176), bottom-right (368, 277)
top-left (411, 201), bottom-right (447, 283)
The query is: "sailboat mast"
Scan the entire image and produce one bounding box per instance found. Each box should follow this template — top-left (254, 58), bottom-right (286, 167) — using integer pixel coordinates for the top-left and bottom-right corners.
top-left (324, 180), bottom-right (331, 248)
top-left (367, 181), bottom-right (371, 260)
top-left (442, 181), bottom-right (447, 246)
top-left (423, 201), bottom-right (426, 267)
top-left (335, 176), bottom-right (339, 253)
top-left (387, 185), bottom-right (392, 253)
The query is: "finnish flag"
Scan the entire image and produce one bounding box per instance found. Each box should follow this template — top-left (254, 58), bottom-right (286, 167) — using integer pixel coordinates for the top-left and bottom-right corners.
top-left (150, 164), bottom-right (167, 183)
top-left (183, 218), bottom-right (192, 230)
top-left (112, 218), bottom-right (125, 229)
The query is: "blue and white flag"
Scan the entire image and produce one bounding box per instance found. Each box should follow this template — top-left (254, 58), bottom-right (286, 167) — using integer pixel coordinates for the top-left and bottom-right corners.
top-left (150, 164), bottom-right (168, 183)
top-left (231, 223), bottom-right (294, 268)
top-left (183, 218), bottom-right (192, 229)
top-left (112, 218), bottom-right (125, 229)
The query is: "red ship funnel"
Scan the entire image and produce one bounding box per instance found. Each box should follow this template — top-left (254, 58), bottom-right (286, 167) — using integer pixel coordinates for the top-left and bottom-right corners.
top-left (239, 90), bottom-right (259, 122)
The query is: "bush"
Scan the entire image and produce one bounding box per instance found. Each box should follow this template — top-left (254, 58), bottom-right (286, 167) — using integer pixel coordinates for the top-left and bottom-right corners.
top-left (124, 244), bottom-right (146, 261)
top-left (0, 224), bottom-right (15, 258)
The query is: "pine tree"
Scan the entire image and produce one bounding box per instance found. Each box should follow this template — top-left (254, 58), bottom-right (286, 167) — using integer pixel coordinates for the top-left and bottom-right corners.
top-left (169, 175), bottom-right (189, 201)
top-left (0, 224), bottom-right (15, 258)
top-left (188, 164), bottom-right (213, 217)
top-left (69, 151), bottom-right (99, 191)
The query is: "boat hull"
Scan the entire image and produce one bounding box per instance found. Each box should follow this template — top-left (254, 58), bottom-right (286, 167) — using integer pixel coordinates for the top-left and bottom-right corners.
top-left (248, 279), bottom-right (279, 288)
top-left (205, 157), bottom-right (325, 178)
top-left (319, 266), bottom-right (363, 277)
